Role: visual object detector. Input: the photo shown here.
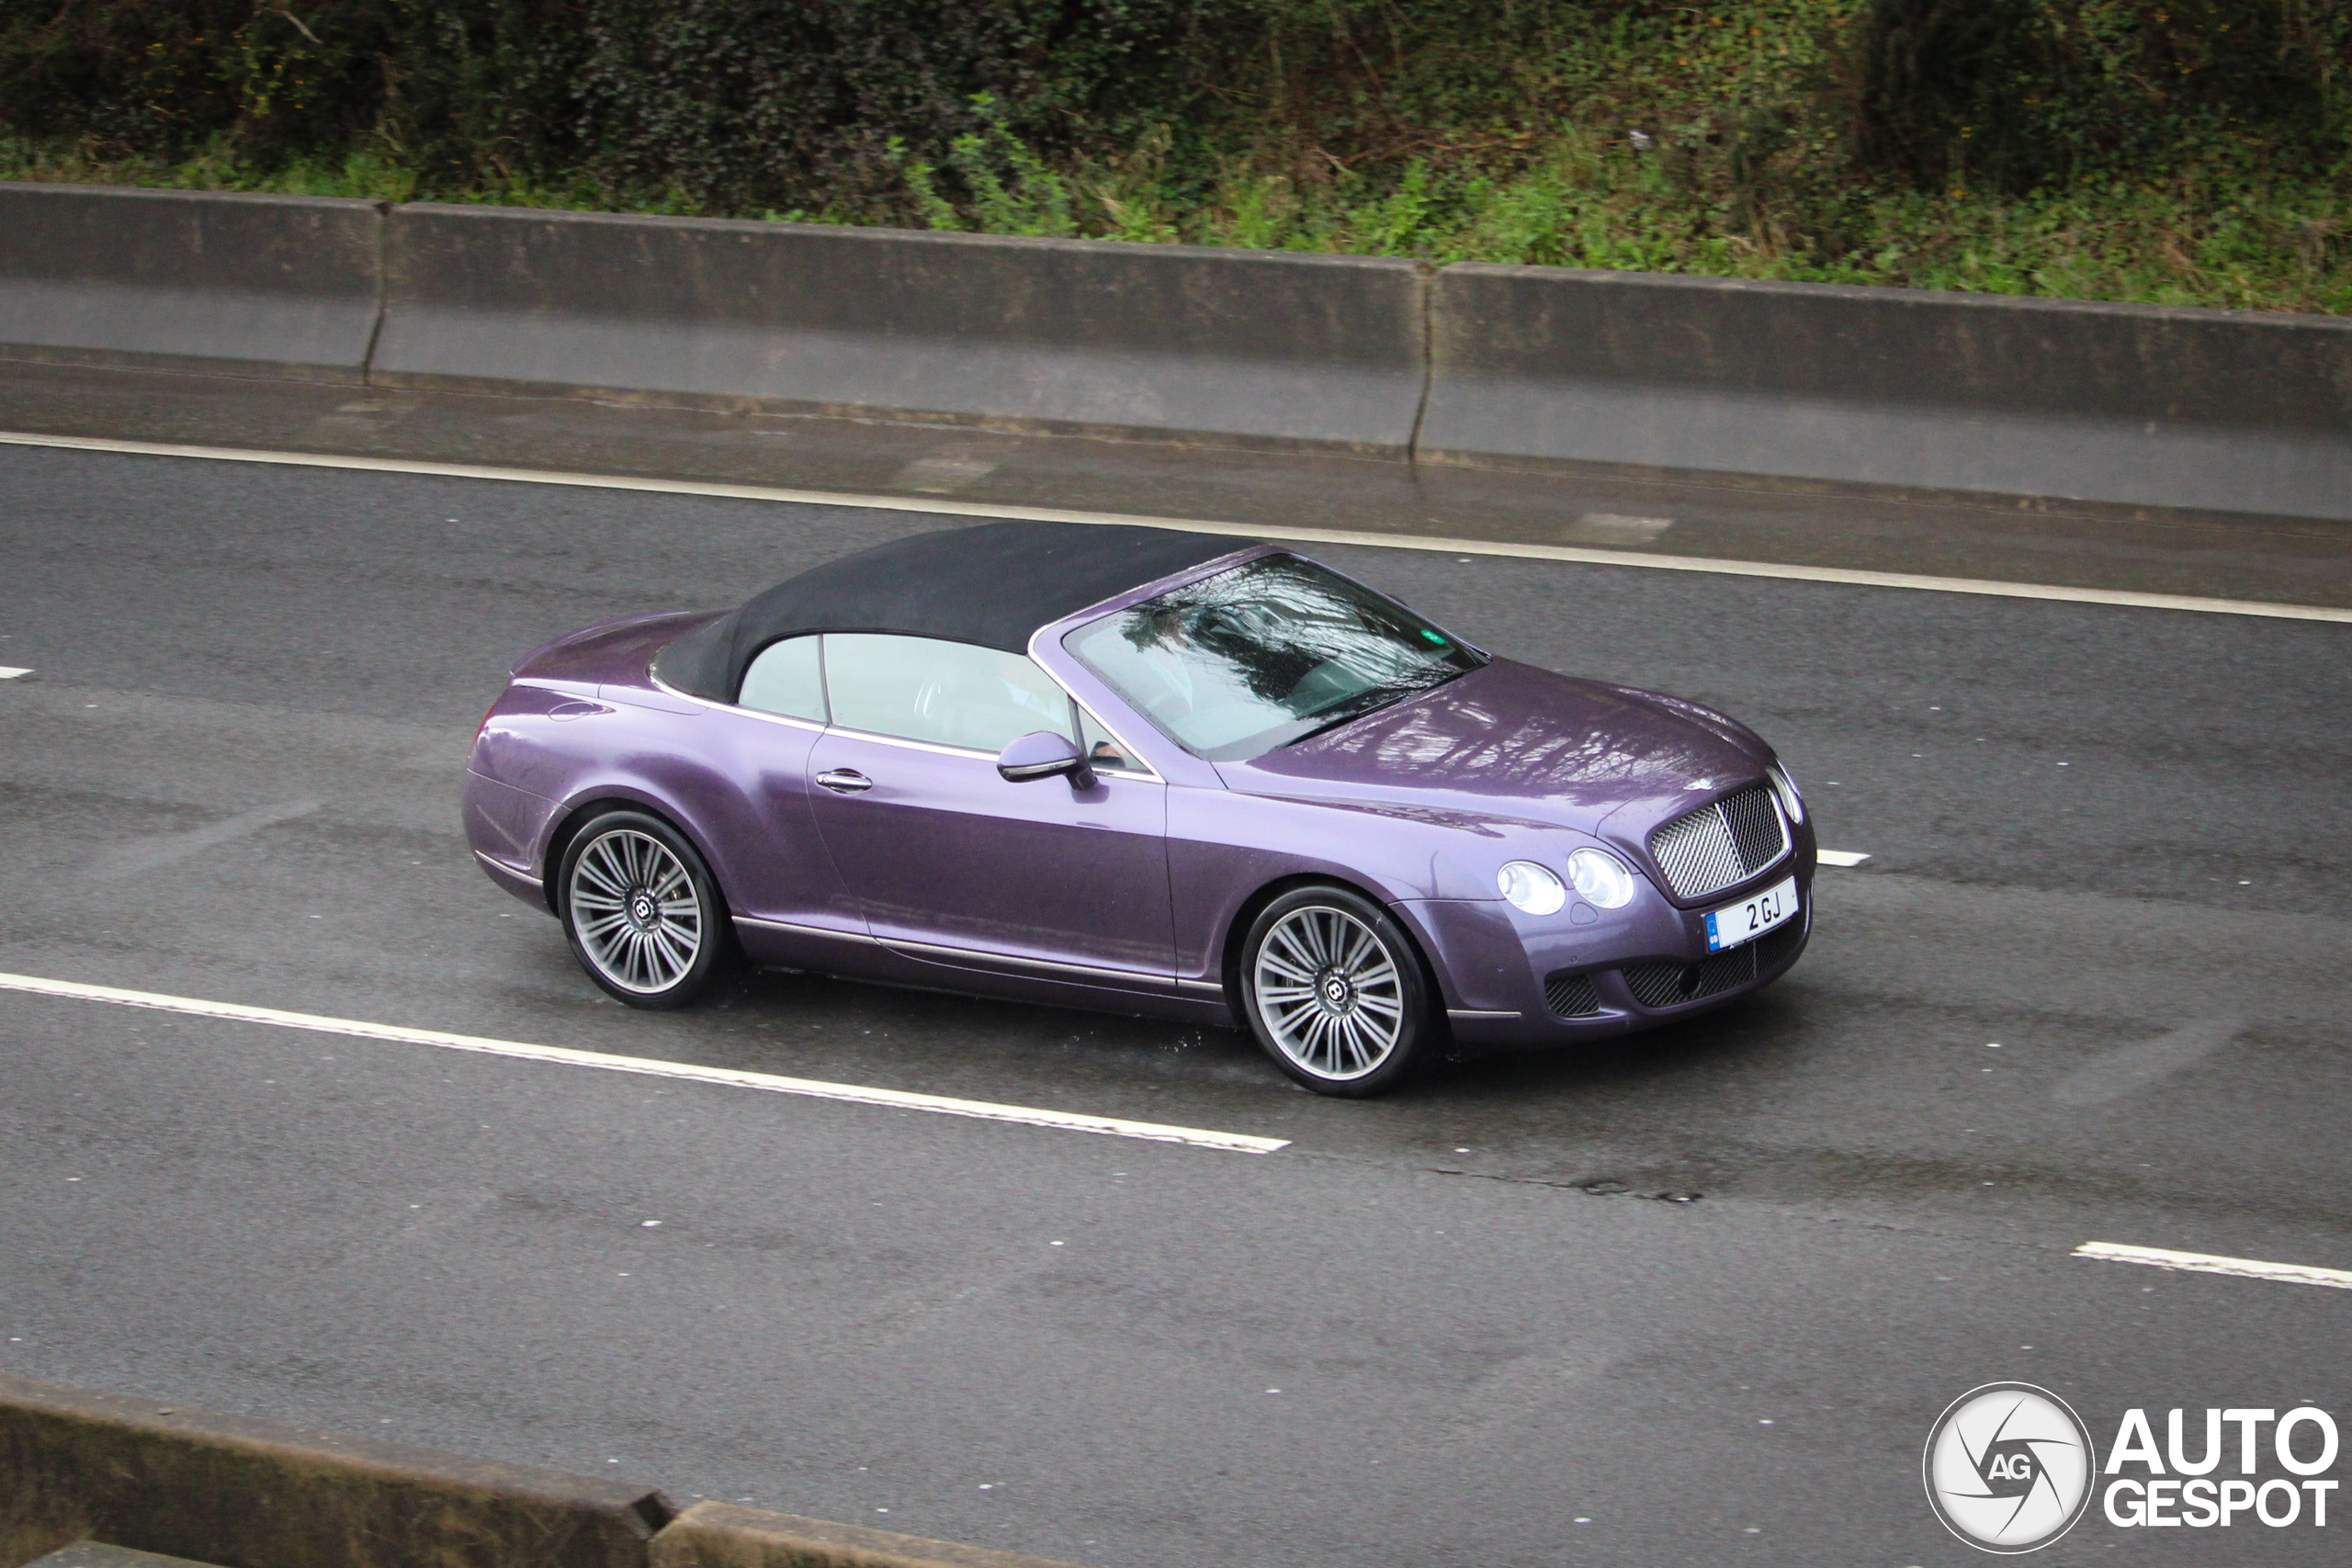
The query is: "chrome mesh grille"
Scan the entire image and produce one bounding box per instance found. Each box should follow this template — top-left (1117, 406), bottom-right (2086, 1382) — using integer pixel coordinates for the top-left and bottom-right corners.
top-left (1646, 784), bottom-right (1789, 899)
top-left (1544, 971), bottom-right (1603, 1018)
top-left (1721, 785), bottom-right (1785, 869)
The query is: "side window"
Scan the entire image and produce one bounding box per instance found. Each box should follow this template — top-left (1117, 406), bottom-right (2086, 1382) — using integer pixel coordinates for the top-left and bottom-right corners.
top-left (1077, 706), bottom-right (1146, 773)
top-left (738, 635), bottom-right (827, 722)
top-left (824, 634), bottom-right (1074, 753)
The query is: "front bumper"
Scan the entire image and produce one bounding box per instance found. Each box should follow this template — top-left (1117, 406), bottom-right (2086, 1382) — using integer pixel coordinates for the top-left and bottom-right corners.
top-left (1396, 863), bottom-right (1814, 1049)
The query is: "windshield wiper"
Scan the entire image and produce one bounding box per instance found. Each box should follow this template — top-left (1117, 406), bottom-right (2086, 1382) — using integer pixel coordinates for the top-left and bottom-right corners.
top-left (1277, 668), bottom-right (1464, 749)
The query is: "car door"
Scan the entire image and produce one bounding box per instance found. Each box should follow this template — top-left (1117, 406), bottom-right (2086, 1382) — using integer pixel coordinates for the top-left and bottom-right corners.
top-left (802, 633), bottom-right (1174, 988)
top-left (716, 632), bottom-right (857, 941)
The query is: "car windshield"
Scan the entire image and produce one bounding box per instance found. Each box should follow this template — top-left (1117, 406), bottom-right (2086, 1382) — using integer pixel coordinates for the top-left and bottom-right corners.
top-left (1063, 554), bottom-right (1485, 761)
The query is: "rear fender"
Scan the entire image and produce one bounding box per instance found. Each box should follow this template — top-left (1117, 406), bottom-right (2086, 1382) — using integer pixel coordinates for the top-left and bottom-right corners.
top-left (538, 781), bottom-right (736, 915)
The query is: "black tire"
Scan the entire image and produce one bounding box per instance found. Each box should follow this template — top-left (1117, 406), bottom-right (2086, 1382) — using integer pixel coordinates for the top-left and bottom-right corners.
top-left (558, 809), bottom-right (736, 1010)
top-left (1238, 885), bottom-right (1436, 1097)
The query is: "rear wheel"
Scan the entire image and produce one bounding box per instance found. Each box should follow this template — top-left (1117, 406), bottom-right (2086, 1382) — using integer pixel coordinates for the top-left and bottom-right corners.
top-left (1239, 886), bottom-right (1434, 1096)
top-left (559, 810), bottom-right (733, 1009)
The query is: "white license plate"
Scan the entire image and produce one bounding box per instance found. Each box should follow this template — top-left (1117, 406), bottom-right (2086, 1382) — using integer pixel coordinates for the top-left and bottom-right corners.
top-left (1703, 875), bottom-right (1800, 953)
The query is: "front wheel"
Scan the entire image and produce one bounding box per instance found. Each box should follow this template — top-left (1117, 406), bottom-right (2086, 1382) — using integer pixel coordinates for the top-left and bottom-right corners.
top-left (559, 810), bottom-right (734, 1009)
top-left (1239, 886), bottom-right (1436, 1096)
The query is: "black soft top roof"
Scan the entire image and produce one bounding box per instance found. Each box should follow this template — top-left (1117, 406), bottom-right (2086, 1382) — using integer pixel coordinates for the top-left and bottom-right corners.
top-left (656, 519), bottom-right (1257, 703)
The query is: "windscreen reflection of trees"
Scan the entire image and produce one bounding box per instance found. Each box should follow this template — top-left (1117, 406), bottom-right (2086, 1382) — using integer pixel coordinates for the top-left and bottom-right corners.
top-left (1099, 558), bottom-right (1479, 757)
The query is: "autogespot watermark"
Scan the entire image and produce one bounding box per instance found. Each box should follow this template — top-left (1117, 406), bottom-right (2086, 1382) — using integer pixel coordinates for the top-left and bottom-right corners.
top-left (1925, 1383), bottom-right (2342, 1552)
top-left (1924, 1384), bottom-right (2097, 1552)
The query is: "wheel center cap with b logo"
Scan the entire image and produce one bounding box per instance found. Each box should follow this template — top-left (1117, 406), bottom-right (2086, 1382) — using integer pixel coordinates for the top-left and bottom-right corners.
top-left (628, 892), bottom-right (657, 927)
top-left (1318, 972), bottom-right (1354, 1012)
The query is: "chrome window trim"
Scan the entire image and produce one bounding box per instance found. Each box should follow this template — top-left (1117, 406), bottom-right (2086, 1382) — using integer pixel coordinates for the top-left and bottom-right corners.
top-left (659, 634), bottom-right (1170, 780)
top-left (815, 724), bottom-right (1161, 785)
top-left (820, 632), bottom-right (1076, 761)
top-left (820, 725), bottom-right (1000, 761)
top-left (1064, 694), bottom-right (1167, 784)
top-left (649, 670), bottom-right (827, 732)
top-left (654, 667), bottom-right (1160, 781)
top-left (737, 633), bottom-right (832, 726)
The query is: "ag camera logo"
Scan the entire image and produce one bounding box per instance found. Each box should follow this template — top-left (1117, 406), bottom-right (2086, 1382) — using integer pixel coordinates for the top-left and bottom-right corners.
top-left (1923, 1382), bottom-right (2095, 1552)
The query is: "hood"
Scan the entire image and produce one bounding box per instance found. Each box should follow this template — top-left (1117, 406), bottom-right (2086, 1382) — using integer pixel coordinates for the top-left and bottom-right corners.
top-left (1216, 659), bottom-right (1772, 841)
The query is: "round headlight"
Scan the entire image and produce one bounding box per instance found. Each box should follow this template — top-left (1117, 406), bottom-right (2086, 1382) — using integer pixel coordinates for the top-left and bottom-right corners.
top-left (1768, 762), bottom-right (1805, 825)
top-left (1497, 860), bottom-right (1566, 916)
top-left (1566, 848), bottom-right (1637, 908)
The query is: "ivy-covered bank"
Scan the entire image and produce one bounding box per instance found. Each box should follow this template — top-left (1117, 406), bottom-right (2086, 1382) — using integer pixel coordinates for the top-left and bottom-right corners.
top-left (5, 1), bottom-right (2348, 312)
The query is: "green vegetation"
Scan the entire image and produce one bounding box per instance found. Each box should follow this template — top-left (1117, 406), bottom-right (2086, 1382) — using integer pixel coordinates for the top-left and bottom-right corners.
top-left (5, 2), bottom-right (2348, 311)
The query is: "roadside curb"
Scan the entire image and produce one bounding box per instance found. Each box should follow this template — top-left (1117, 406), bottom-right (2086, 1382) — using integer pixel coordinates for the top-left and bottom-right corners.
top-left (0, 1375), bottom-right (1088, 1568)
top-left (652, 1504), bottom-right (1090, 1568)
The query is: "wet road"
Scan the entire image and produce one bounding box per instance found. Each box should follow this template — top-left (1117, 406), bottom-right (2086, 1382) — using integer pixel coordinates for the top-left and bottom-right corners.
top-left (3, 437), bottom-right (2349, 1567)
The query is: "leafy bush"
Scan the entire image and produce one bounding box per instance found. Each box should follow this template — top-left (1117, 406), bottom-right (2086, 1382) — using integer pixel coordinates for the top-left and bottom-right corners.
top-left (0, 0), bottom-right (1240, 215)
top-left (4, 2), bottom-right (2347, 310)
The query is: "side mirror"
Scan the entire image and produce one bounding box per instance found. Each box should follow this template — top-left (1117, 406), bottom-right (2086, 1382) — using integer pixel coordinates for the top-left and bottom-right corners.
top-left (997, 730), bottom-right (1095, 789)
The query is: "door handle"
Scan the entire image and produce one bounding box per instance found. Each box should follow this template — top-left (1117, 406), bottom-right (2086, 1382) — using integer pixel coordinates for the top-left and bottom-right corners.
top-left (816, 769), bottom-right (873, 795)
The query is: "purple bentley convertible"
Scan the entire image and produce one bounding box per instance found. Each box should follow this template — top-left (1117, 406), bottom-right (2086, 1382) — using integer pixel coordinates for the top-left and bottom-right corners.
top-left (464, 521), bottom-right (1813, 1095)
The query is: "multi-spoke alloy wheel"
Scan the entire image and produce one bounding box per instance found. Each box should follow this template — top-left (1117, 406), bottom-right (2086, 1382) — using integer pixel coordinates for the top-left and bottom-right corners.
top-left (559, 811), bottom-right (732, 1008)
top-left (1240, 886), bottom-right (1432, 1096)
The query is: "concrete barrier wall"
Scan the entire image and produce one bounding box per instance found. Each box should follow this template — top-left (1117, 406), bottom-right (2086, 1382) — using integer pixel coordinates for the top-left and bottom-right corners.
top-left (4, 181), bottom-right (2348, 516)
top-left (0, 1374), bottom-right (1088, 1568)
top-left (0, 185), bottom-right (382, 382)
top-left (0, 1372), bottom-right (668, 1568)
top-left (370, 205), bottom-right (1430, 456)
top-left (1419, 264), bottom-right (2352, 521)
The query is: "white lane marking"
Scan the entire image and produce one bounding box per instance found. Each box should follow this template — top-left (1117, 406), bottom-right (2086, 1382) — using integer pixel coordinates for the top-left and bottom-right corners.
top-left (1566, 512), bottom-right (1674, 544)
top-left (6, 431), bottom-right (2348, 624)
top-left (1816, 850), bottom-right (1871, 867)
top-left (0, 971), bottom-right (1289, 1154)
top-left (890, 452), bottom-right (1003, 494)
top-left (0, 666), bottom-right (30, 679)
top-left (2075, 1241), bottom-right (2352, 1292)
top-left (86, 798), bottom-right (320, 883)
top-left (2053, 1018), bottom-right (2241, 1107)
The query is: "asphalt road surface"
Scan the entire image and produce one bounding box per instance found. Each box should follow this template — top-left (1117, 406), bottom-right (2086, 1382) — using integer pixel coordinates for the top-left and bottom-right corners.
top-left (4, 441), bottom-right (2349, 1566)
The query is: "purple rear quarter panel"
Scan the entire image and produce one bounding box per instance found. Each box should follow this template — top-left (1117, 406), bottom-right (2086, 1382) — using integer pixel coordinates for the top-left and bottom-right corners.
top-left (468, 609), bottom-right (839, 932)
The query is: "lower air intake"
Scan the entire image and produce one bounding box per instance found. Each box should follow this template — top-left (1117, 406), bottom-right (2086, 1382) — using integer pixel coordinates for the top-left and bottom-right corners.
top-left (1617, 919), bottom-right (1806, 1010)
top-left (1544, 971), bottom-right (1604, 1018)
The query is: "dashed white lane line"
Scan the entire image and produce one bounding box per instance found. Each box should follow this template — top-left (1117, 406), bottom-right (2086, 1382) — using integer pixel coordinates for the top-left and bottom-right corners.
top-left (6, 430), bottom-right (2350, 623)
top-left (2075, 1241), bottom-right (2352, 1291)
top-left (0, 971), bottom-right (1289, 1154)
top-left (0, 666), bottom-right (30, 679)
top-left (1816, 850), bottom-right (1871, 867)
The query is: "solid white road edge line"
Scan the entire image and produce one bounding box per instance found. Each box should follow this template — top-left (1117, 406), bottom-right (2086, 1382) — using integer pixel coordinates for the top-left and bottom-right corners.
top-left (1816, 850), bottom-right (1872, 867)
top-left (2075, 1241), bottom-right (2352, 1291)
top-left (6, 430), bottom-right (2349, 625)
top-left (0, 970), bottom-right (1289, 1155)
